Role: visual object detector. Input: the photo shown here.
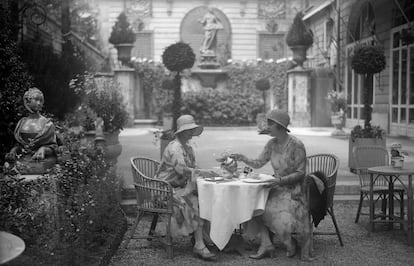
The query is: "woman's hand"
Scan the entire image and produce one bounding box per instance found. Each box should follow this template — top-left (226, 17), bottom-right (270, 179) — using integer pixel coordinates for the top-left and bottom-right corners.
top-left (264, 176), bottom-right (282, 189)
top-left (230, 153), bottom-right (247, 162)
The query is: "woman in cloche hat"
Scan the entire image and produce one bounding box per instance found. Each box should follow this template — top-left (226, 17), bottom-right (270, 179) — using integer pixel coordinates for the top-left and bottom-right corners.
top-left (231, 109), bottom-right (312, 261)
top-left (157, 114), bottom-right (216, 261)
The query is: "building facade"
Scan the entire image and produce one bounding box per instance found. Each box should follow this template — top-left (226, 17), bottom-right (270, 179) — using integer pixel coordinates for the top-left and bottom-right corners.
top-left (304, 0), bottom-right (414, 137)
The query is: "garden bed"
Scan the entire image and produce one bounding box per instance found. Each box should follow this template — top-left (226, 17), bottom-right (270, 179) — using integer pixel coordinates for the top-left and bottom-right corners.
top-left (4, 207), bottom-right (127, 266)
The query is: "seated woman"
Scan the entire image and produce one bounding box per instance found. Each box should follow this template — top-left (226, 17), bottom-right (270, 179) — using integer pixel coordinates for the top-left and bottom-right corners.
top-left (231, 109), bottom-right (312, 260)
top-left (5, 88), bottom-right (58, 173)
top-left (157, 114), bottom-right (216, 261)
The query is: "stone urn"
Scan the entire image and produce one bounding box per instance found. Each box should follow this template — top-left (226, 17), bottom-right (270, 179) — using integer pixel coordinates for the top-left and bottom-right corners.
top-left (289, 45), bottom-right (309, 68)
top-left (115, 43), bottom-right (134, 65)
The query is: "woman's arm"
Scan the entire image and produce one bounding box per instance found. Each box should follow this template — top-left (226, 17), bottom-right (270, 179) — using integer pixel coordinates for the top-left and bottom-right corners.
top-left (232, 139), bottom-right (273, 169)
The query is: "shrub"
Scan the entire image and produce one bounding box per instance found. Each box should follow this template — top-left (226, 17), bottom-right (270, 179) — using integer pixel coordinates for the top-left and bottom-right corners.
top-left (182, 89), bottom-right (263, 125)
top-left (286, 12), bottom-right (314, 47)
top-left (351, 45), bottom-right (386, 74)
top-left (162, 42), bottom-right (196, 72)
top-left (108, 12), bottom-right (136, 45)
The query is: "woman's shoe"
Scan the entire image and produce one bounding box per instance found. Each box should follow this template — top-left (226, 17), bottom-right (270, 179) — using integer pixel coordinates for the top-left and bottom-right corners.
top-left (193, 246), bottom-right (216, 261)
top-left (249, 245), bottom-right (276, 259)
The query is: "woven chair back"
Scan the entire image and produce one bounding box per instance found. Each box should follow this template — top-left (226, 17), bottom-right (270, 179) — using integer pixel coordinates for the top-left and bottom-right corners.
top-left (307, 154), bottom-right (339, 209)
top-left (131, 157), bottom-right (172, 214)
top-left (353, 146), bottom-right (389, 188)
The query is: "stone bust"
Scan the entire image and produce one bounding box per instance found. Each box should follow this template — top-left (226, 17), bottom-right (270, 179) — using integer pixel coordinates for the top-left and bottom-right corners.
top-left (4, 88), bottom-right (58, 174)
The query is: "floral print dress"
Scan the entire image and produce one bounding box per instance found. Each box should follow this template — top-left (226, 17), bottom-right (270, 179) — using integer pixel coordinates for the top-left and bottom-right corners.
top-left (244, 135), bottom-right (310, 247)
top-left (157, 139), bottom-right (200, 238)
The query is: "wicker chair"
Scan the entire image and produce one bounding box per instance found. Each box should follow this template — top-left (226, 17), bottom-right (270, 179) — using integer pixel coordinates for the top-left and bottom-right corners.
top-left (124, 157), bottom-right (174, 258)
top-left (352, 146), bottom-right (405, 228)
top-left (307, 153), bottom-right (344, 246)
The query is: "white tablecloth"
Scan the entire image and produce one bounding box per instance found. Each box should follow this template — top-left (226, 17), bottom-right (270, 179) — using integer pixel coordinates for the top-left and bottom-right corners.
top-left (197, 178), bottom-right (270, 250)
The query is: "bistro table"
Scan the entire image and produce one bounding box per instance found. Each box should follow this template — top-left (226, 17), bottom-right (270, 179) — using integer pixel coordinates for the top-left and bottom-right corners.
top-left (197, 176), bottom-right (272, 250)
top-left (367, 166), bottom-right (413, 245)
top-left (0, 231), bottom-right (25, 264)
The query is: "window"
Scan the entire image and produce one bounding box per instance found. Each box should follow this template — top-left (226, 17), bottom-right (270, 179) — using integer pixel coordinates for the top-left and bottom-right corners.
top-left (132, 31), bottom-right (153, 59)
top-left (390, 26), bottom-right (414, 129)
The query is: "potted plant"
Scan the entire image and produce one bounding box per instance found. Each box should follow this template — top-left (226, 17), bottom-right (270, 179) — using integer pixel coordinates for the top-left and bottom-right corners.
top-left (68, 74), bottom-right (129, 163)
top-left (326, 90), bottom-right (347, 135)
top-left (285, 12), bottom-right (314, 68)
top-left (109, 12), bottom-right (136, 65)
top-left (348, 44), bottom-right (387, 172)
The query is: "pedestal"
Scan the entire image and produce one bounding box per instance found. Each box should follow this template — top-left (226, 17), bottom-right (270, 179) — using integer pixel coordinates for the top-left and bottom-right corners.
top-left (287, 68), bottom-right (311, 127)
top-left (114, 68), bottom-right (136, 125)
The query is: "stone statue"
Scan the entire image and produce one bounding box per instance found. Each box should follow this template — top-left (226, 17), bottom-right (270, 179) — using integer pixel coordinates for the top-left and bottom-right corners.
top-left (4, 88), bottom-right (58, 174)
top-left (199, 8), bottom-right (223, 54)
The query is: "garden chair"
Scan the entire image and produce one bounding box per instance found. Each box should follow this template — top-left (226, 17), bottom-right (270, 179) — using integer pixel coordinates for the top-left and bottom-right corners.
top-left (353, 146), bottom-right (405, 229)
top-left (124, 157), bottom-right (174, 258)
top-left (307, 153), bottom-right (344, 246)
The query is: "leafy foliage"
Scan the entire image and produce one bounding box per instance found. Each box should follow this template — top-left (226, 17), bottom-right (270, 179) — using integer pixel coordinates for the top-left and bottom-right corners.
top-left (68, 73), bottom-right (129, 133)
top-left (286, 12), bottom-right (314, 47)
top-left (20, 40), bottom-right (89, 119)
top-left (255, 78), bottom-right (271, 91)
top-left (108, 12), bottom-right (136, 45)
top-left (351, 125), bottom-right (386, 141)
top-left (162, 42), bottom-right (196, 72)
top-left (351, 45), bottom-right (386, 74)
top-left (326, 90), bottom-right (347, 113)
top-left (182, 89), bottom-right (263, 125)
top-left (0, 8), bottom-right (34, 169)
top-left (1, 128), bottom-right (124, 265)
top-left (133, 61), bottom-right (169, 118)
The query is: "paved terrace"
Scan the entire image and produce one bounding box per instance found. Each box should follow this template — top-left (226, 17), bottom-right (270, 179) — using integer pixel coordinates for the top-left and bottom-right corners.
top-left (117, 126), bottom-right (414, 205)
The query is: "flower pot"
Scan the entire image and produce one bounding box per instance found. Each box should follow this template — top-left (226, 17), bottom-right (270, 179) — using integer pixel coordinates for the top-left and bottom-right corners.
top-left (104, 131), bottom-right (122, 164)
top-left (289, 45), bottom-right (309, 68)
top-left (115, 43), bottom-right (134, 65)
top-left (331, 113), bottom-right (346, 136)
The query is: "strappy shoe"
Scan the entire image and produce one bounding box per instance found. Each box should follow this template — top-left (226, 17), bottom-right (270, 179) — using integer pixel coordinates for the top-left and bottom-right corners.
top-left (249, 245), bottom-right (276, 259)
top-left (193, 246), bottom-right (216, 261)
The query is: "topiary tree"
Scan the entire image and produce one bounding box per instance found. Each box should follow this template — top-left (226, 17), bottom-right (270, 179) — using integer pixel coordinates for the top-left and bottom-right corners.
top-left (286, 12), bottom-right (314, 47)
top-left (108, 12), bottom-right (136, 45)
top-left (0, 8), bottom-right (34, 169)
top-left (162, 42), bottom-right (195, 130)
top-left (351, 45), bottom-right (386, 129)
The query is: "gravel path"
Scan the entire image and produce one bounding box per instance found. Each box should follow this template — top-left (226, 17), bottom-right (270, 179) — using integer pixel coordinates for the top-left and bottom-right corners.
top-left (110, 202), bottom-right (414, 266)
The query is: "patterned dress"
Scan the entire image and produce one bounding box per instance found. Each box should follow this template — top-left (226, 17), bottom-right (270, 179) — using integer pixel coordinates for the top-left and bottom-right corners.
top-left (157, 139), bottom-right (201, 238)
top-left (244, 135), bottom-right (310, 248)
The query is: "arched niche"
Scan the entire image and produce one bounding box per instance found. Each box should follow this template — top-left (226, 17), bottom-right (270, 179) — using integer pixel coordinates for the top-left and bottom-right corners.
top-left (180, 6), bottom-right (232, 66)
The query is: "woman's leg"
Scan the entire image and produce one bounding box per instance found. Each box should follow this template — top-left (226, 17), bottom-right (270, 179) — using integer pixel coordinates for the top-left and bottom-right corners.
top-left (193, 219), bottom-right (206, 249)
top-left (249, 218), bottom-right (275, 259)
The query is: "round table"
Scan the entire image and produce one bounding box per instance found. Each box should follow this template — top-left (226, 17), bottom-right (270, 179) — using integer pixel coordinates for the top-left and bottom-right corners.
top-left (0, 231), bottom-right (25, 264)
top-left (367, 165), bottom-right (414, 245)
